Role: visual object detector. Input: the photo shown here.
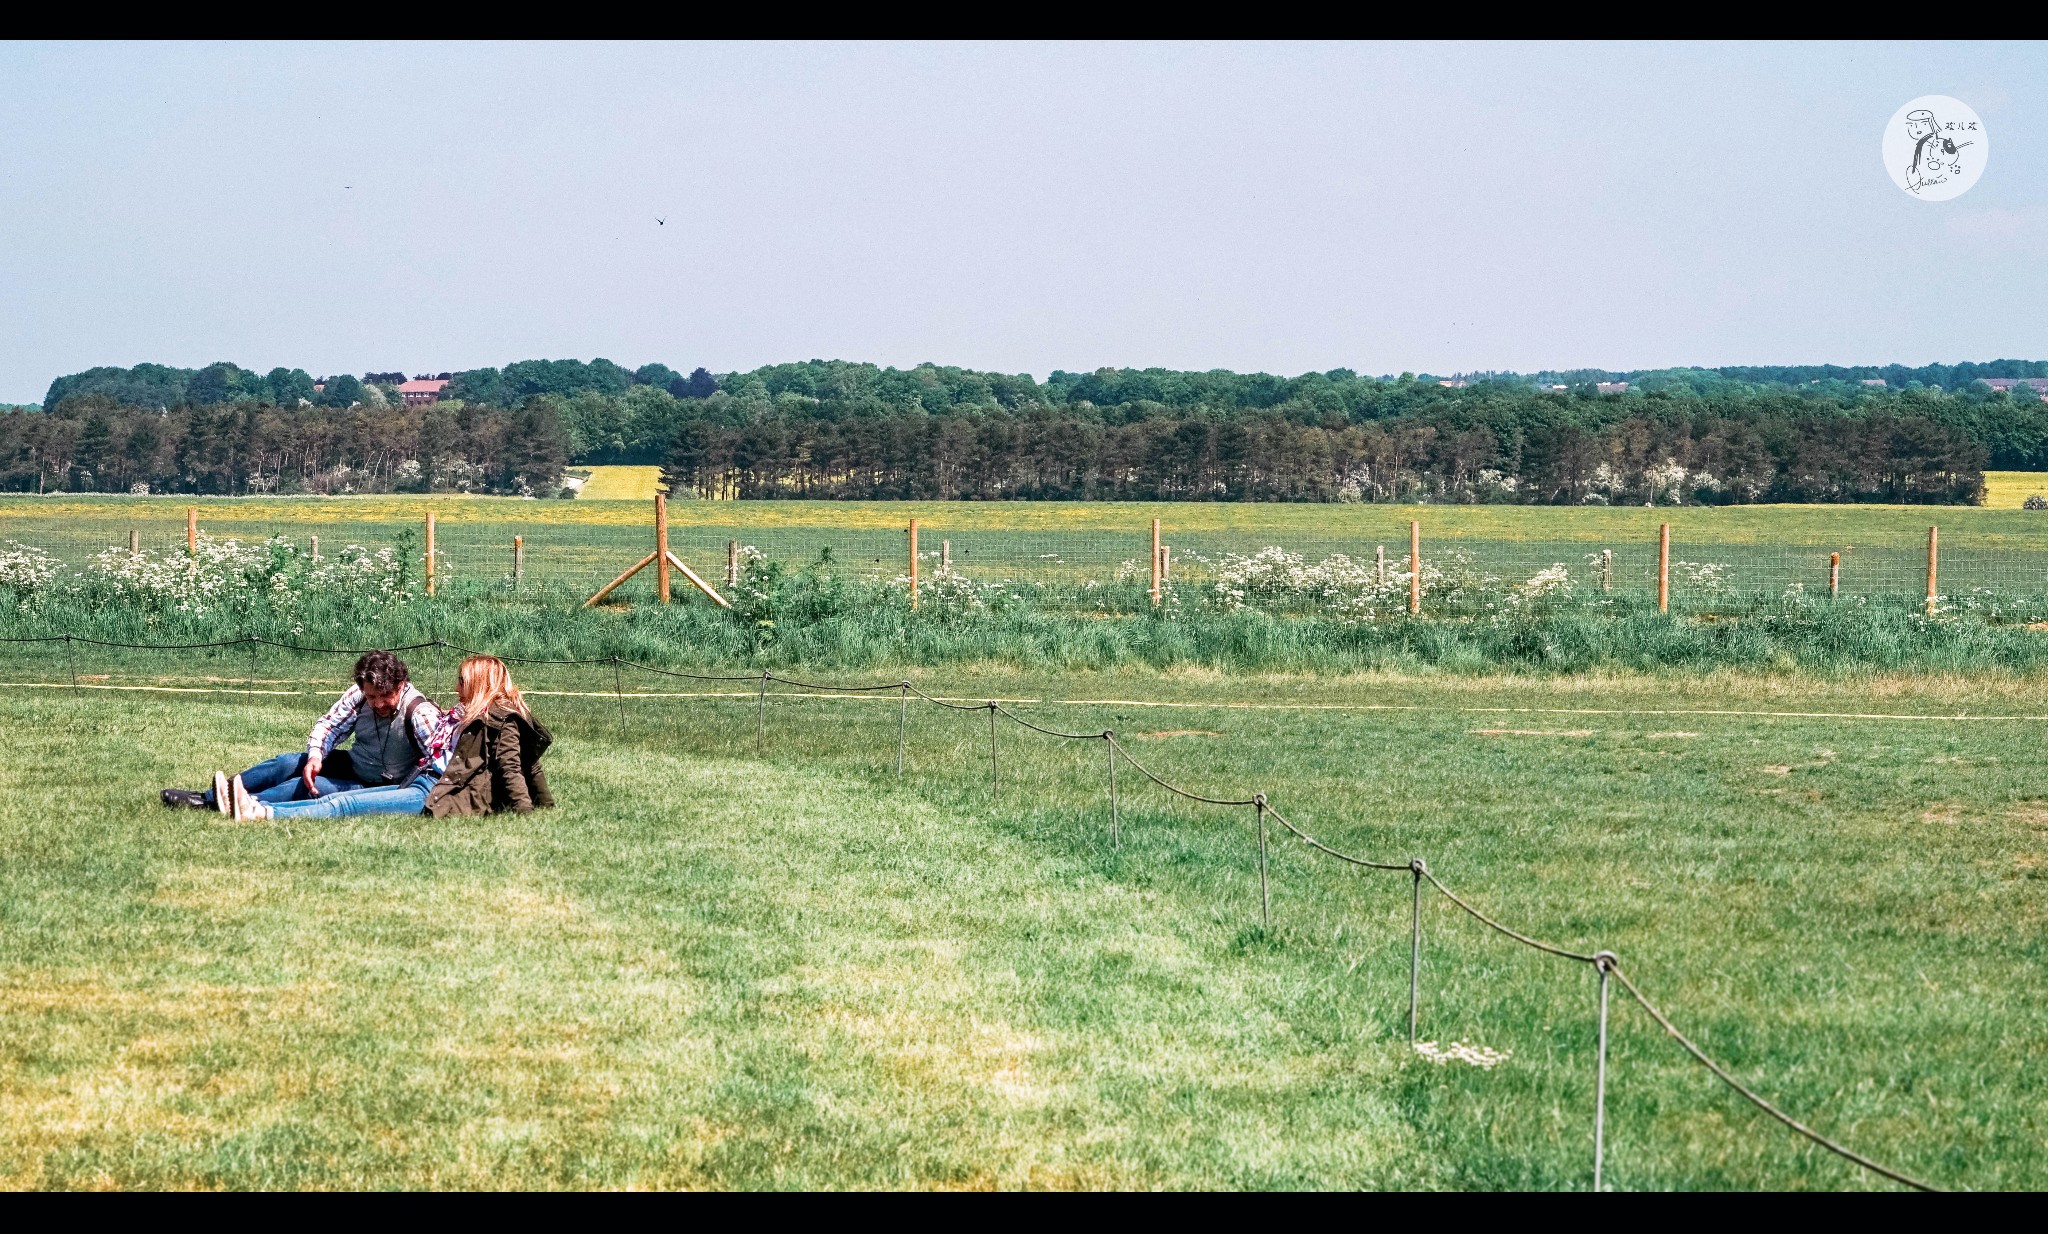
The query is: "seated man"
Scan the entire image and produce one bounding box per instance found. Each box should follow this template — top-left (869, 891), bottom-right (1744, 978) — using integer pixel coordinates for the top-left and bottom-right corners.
top-left (161, 650), bottom-right (444, 815)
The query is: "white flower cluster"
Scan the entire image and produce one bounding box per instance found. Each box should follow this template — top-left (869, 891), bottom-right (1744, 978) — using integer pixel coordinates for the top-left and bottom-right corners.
top-left (1207, 547), bottom-right (1408, 617)
top-left (0, 533), bottom-right (413, 626)
top-left (0, 541), bottom-right (65, 596)
top-left (1412, 1039), bottom-right (1512, 1069)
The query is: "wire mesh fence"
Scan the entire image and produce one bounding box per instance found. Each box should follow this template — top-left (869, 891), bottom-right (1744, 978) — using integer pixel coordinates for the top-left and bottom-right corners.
top-left (7, 497), bottom-right (2048, 608)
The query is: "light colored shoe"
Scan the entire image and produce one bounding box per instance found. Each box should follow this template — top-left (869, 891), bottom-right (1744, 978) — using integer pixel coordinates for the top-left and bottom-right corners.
top-left (213, 771), bottom-right (231, 816)
top-left (230, 775), bottom-right (270, 822)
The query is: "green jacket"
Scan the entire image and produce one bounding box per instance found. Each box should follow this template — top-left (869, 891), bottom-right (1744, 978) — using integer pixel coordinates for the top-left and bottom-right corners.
top-left (423, 704), bottom-right (555, 818)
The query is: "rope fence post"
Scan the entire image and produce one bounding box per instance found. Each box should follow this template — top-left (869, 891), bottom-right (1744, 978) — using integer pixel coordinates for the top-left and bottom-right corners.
top-left (1926, 525), bottom-right (1939, 614)
top-left (64, 634), bottom-right (78, 702)
top-left (988, 702), bottom-right (999, 803)
top-left (611, 655), bottom-right (627, 738)
top-left (756, 670), bottom-right (769, 747)
top-left (908, 519), bottom-right (920, 610)
top-left (1105, 732), bottom-right (1118, 851)
top-left (1594, 951), bottom-right (1616, 1192)
top-left (1408, 520), bottom-right (1421, 616)
top-left (896, 682), bottom-right (909, 775)
top-left (1254, 793), bottom-right (1270, 927)
top-left (1657, 523), bottom-right (1670, 614)
top-left (1409, 859), bottom-right (1426, 1045)
top-left (245, 636), bottom-right (257, 705)
top-left (1829, 551), bottom-right (1840, 599)
top-left (513, 535), bottom-right (523, 588)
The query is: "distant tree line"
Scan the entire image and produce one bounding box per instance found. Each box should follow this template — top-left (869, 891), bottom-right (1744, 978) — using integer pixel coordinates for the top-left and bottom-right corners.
top-left (0, 399), bottom-right (568, 496)
top-left (17, 357), bottom-right (2046, 503)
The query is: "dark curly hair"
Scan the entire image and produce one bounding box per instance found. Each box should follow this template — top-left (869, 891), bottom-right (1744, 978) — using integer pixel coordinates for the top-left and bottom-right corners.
top-left (353, 650), bottom-right (410, 693)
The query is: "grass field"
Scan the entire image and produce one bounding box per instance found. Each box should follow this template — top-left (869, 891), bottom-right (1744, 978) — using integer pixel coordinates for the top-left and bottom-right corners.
top-left (1, 658), bottom-right (2040, 1189)
top-left (1980, 472), bottom-right (2048, 510)
top-left (576, 466), bottom-right (667, 501)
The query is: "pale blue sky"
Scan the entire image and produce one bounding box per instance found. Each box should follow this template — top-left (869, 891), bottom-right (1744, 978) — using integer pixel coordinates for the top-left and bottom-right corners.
top-left (0, 41), bottom-right (2042, 403)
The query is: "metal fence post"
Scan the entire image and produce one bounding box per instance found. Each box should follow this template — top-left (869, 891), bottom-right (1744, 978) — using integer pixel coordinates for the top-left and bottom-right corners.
top-left (1105, 732), bottom-right (1118, 851)
top-left (1409, 859), bottom-right (1426, 1045)
top-left (611, 655), bottom-right (628, 738)
top-left (1255, 793), bottom-right (1270, 927)
top-left (1593, 951), bottom-right (1616, 1192)
top-left (896, 682), bottom-right (909, 774)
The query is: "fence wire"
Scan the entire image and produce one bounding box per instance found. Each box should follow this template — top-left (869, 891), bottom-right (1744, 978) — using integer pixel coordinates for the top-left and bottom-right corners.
top-left (0, 631), bottom-right (1947, 1192)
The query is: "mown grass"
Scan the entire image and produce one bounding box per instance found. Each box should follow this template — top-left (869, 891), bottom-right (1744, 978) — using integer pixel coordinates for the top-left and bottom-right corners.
top-left (1, 663), bottom-right (2041, 1189)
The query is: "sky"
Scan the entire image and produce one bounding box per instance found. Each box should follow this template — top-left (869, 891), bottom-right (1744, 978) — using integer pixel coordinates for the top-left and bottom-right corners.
top-left (0, 41), bottom-right (2043, 404)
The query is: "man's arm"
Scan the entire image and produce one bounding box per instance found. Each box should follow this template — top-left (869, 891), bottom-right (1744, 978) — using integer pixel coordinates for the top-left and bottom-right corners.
top-left (306, 686), bottom-right (363, 761)
top-left (408, 689), bottom-right (452, 773)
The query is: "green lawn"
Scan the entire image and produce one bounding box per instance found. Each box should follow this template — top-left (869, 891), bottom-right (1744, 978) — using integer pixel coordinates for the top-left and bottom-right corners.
top-left (1, 665), bottom-right (2042, 1189)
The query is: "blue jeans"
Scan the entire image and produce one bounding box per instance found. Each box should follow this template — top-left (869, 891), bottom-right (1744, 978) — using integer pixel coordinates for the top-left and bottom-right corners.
top-left (208, 751), bottom-right (372, 806)
top-left (266, 772), bottom-right (439, 821)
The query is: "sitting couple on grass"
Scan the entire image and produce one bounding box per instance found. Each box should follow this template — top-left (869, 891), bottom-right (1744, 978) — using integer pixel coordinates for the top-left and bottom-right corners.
top-left (159, 649), bottom-right (553, 822)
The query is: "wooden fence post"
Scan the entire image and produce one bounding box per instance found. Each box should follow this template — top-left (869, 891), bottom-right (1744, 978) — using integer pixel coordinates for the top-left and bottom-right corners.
top-left (128, 529), bottom-right (139, 555)
top-left (310, 534), bottom-right (320, 563)
top-left (909, 519), bottom-right (920, 610)
top-left (1150, 518), bottom-right (1162, 606)
top-left (1601, 548), bottom-right (1613, 592)
top-left (1829, 551), bottom-right (1840, 599)
top-left (1376, 544), bottom-right (1387, 586)
top-left (1159, 543), bottom-right (1171, 583)
top-left (727, 540), bottom-right (739, 587)
top-left (512, 535), bottom-right (523, 587)
top-left (1927, 526), bottom-right (1939, 613)
top-left (942, 540), bottom-right (951, 573)
top-left (186, 507), bottom-right (197, 555)
top-left (655, 494), bottom-right (671, 604)
top-left (425, 511), bottom-right (437, 597)
top-left (1408, 520), bottom-right (1421, 616)
top-left (1657, 523), bottom-right (1670, 613)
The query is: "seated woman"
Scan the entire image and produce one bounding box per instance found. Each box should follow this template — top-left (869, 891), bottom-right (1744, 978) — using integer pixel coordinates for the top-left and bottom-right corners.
top-left (424, 655), bottom-right (554, 818)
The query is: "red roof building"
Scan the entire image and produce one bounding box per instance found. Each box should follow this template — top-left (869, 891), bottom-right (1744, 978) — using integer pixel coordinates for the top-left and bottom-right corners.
top-left (398, 378), bottom-right (449, 407)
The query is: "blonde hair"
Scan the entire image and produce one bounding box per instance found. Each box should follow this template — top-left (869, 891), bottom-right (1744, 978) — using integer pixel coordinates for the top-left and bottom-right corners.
top-left (457, 654), bottom-right (527, 721)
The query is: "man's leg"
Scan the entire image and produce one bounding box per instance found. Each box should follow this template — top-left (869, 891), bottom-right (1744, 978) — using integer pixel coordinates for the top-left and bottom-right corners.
top-left (206, 752), bottom-right (303, 807)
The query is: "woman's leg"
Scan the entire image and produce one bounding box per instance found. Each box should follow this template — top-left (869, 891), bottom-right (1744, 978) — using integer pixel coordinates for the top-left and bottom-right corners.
top-left (266, 776), bottom-right (434, 821)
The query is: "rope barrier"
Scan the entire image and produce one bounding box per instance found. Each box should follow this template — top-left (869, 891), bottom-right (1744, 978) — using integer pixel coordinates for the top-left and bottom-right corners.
top-left (0, 628), bottom-right (1951, 1191)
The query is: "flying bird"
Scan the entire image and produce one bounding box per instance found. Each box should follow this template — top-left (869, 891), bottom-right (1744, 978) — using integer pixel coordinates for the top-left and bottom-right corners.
top-left (656, 217), bottom-right (666, 225)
